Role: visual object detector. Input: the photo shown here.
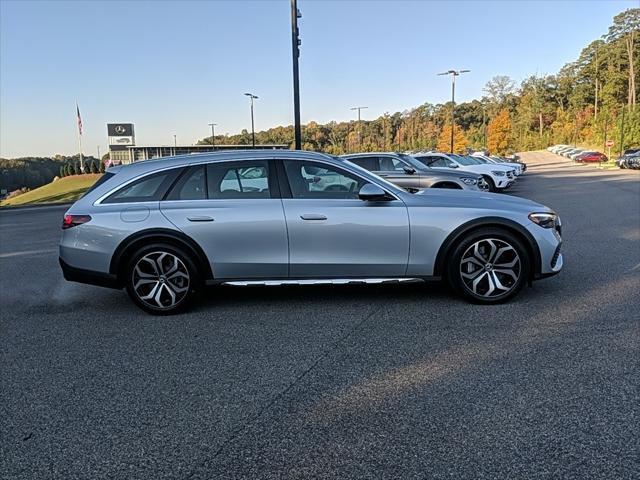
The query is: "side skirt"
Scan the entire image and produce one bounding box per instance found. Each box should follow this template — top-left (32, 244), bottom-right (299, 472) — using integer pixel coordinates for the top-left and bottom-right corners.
top-left (206, 277), bottom-right (441, 287)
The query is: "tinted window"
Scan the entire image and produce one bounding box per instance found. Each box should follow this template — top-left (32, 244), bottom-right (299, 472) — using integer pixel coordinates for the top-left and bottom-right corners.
top-left (283, 160), bottom-right (367, 199)
top-left (347, 156), bottom-right (377, 171)
top-left (166, 165), bottom-right (206, 200)
top-left (207, 162), bottom-right (270, 199)
top-left (103, 169), bottom-right (182, 204)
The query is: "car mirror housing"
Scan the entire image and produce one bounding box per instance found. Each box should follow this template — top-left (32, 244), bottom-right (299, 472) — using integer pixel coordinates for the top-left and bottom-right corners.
top-left (403, 166), bottom-right (416, 175)
top-left (358, 183), bottom-right (390, 201)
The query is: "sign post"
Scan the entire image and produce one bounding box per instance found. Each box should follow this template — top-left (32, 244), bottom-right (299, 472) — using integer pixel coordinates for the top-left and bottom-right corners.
top-left (605, 139), bottom-right (614, 162)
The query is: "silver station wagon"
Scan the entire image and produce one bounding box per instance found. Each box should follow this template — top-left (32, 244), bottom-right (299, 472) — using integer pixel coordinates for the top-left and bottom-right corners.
top-left (60, 150), bottom-right (563, 314)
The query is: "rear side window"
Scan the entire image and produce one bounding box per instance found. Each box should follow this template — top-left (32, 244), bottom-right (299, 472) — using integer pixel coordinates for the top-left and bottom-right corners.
top-left (207, 162), bottom-right (271, 199)
top-left (82, 172), bottom-right (115, 197)
top-left (103, 168), bottom-right (182, 204)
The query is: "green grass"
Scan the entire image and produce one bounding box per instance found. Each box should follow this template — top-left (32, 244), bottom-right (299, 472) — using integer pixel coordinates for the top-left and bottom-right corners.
top-left (0, 174), bottom-right (101, 207)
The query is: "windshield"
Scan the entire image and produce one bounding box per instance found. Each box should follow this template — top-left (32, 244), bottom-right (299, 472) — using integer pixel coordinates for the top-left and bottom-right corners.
top-left (454, 155), bottom-right (482, 166)
top-left (397, 153), bottom-right (428, 169)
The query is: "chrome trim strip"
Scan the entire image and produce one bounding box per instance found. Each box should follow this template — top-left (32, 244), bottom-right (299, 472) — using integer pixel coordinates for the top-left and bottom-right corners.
top-left (222, 278), bottom-right (424, 286)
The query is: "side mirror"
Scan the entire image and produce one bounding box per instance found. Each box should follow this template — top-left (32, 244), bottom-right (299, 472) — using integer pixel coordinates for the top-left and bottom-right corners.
top-left (450, 164), bottom-right (459, 168)
top-left (402, 166), bottom-right (416, 175)
top-left (358, 183), bottom-right (390, 201)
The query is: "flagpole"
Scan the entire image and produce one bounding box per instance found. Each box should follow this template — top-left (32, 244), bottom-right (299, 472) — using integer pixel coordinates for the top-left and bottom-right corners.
top-left (76, 102), bottom-right (84, 173)
top-left (78, 133), bottom-right (84, 173)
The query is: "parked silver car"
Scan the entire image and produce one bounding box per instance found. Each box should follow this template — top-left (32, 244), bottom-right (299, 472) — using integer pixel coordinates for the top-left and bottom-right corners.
top-left (340, 152), bottom-right (488, 191)
top-left (60, 150), bottom-right (563, 314)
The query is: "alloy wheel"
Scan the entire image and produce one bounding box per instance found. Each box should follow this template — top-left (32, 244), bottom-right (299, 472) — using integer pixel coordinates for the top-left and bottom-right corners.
top-left (459, 238), bottom-right (521, 298)
top-left (132, 251), bottom-right (190, 309)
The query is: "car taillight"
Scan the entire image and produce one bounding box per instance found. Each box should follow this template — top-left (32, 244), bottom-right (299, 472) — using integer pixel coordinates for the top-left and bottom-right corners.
top-left (62, 214), bottom-right (92, 229)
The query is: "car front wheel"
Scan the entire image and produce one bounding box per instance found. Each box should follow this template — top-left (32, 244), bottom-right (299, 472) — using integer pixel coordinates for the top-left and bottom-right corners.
top-left (482, 175), bottom-right (496, 192)
top-left (125, 243), bottom-right (200, 315)
top-left (447, 228), bottom-right (530, 304)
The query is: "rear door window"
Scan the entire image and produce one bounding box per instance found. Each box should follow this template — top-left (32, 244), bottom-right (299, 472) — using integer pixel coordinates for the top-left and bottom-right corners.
top-left (165, 165), bottom-right (206, 200)
top-left (207, 161), bottom-right (271, 199)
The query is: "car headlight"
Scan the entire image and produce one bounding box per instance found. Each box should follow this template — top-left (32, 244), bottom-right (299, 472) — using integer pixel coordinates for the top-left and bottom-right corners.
top-left (491, 170), bottom-right (506, 177)
top-left (529, 212), bottom-right (559, 229)
top-left (459, 177), bottom-right (477, 185)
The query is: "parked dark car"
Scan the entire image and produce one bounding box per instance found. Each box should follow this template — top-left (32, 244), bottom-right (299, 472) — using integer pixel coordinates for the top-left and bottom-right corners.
top-left (616, 149), bottom-right (640, 169)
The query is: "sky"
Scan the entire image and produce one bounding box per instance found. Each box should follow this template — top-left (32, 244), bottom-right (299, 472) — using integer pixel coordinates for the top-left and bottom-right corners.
top-left (0, 0), bottom-right (635, 158)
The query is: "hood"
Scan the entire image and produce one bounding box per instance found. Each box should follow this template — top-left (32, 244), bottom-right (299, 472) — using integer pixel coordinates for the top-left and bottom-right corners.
top-left (460, 163), bottom-right (511, 173)
top-left (412, 187), bottom-right (549, 213)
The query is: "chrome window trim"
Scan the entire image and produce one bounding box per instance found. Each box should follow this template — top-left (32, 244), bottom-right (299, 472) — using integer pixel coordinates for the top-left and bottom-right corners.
top-left (94, 155), bottom-right (274, 206)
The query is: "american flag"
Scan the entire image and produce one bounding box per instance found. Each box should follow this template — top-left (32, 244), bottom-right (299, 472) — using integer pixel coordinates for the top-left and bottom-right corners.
top-left (76, 104), bottom-right (83, 135)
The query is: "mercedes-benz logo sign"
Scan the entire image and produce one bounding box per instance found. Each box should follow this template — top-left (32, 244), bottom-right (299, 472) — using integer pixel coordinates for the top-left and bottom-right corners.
top-left (115, 125), bottom-right (126, 134)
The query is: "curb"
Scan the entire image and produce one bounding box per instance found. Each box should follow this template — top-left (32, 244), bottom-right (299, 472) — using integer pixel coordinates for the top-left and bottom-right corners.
top-left (0, 202), bottom-right (73, 212)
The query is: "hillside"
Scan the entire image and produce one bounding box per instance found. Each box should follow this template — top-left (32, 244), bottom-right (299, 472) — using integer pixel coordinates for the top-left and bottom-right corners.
top-left (0, 174), bottom-right (101, 207)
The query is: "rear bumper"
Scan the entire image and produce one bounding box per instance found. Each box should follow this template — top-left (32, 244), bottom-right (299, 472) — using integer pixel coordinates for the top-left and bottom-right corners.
top-left (59, 257), bottom-right (121, 289)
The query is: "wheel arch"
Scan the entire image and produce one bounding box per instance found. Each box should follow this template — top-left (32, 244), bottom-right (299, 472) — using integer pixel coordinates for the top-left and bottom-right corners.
top-left (433, 217), bottom-right (541, 280)
top-left (109, 228), bottom-right (213, 283)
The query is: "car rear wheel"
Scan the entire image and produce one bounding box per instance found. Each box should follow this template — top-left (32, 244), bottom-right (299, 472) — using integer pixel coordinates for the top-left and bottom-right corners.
top-left (125, 243), bottom-right (201, 315)
top-left (482, 175), bottom-right (496, 192)
top-left (447, 228), bottom-right (529, 304)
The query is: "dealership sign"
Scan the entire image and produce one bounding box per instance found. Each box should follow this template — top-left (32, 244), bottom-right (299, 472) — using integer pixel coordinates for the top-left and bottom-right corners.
top-left (107, 123), bottom-right (135, 146)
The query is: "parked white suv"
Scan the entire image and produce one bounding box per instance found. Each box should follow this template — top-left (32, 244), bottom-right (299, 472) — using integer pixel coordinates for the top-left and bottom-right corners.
top-left (471, 154), bottom-right (523, 176)
top-left (412, 152), bottom-right (515, 192)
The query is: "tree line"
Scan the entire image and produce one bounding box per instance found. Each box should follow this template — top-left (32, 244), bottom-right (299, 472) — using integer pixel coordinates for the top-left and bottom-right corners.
top-left (198, 9), bottom-right (639, 157)
top-left (0, 155), bottom-right (102, 193)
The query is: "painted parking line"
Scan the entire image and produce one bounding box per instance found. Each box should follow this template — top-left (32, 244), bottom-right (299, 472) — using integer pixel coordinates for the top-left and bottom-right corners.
top-left (0, 249), bottom-right (58, 258)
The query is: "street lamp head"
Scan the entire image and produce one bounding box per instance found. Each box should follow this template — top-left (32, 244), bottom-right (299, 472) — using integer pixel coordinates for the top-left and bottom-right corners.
top-left (208, 123), bottom-right (217, 127)
top-left (244, 93), bottom-right (258, 99)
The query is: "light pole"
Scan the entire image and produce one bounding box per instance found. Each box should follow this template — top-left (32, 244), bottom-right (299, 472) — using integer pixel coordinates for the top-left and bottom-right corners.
top-left (291, 0), bottom-right (302, 150)
top-left (437, 69), bottom-right (470, 153)
top-left (173, 134), bottom-right (177, 150)
top-left (244, 93), bottom-right (258, 148)
top-left (208, 123), bottom-right (217, 150)
top-left (350, 106), bottom-right (368, 150)
top-left (97, 145), bottom-right (100, 163)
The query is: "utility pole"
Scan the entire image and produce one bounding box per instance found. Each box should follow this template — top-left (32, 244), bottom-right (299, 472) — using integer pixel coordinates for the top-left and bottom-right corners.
top-left (291, 0), bottom-right (302, 150)
top-left (350, 106), bottom-right (368, 150)
top-left (619, 103), bottom-right (625, 158)
top-left (244, 93), bottom-right (258, 148)
top-left (208, 123), bottom-right (217, 150)
top-left (482, 103), bottom-right (487, 150)
top-left (173, 134), bottom-right (177, 154)
top-left (595, 43), bottom-right (599, 121)
top-left (438, 69), bottom-right (470, 153)
top-left (97, 146), bottom-right (100, 166)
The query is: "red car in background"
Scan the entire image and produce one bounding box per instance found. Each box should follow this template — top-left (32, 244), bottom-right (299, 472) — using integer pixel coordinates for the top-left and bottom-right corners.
top-left (576, 151), bottom-right (608, 163)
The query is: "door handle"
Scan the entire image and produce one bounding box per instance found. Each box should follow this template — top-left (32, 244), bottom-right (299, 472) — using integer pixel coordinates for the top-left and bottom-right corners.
top-left (300, 214), bottom-right (327, 221)
top-left (187, 216), bottom-right (214, 222)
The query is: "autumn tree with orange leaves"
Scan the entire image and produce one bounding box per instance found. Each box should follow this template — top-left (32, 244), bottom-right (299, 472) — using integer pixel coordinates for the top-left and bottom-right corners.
top-left (487, 109), bottom-right (512, 154)
top-left (437, 124), bottom-right (468, 153)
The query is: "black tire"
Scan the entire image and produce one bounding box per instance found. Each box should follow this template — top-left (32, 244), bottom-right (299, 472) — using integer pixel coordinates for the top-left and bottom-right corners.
top-left (124, 242), bottom-right (201, 315)
top-left (446, 228), bottom-right (530, 304)
top-left (482, 175), bottom-right (496, 192)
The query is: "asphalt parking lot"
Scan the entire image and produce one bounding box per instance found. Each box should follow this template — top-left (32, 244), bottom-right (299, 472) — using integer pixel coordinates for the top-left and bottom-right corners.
top-left (1, 151), bottom-right (639, 480)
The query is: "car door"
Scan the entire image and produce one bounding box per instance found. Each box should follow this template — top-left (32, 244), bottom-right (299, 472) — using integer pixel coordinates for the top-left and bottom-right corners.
top-left (159, 160), bottom-right (288, 279)
top-left (374, 155), bottom-right (422, 191)
top-left (279, 159), bottom-right (410, 278)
